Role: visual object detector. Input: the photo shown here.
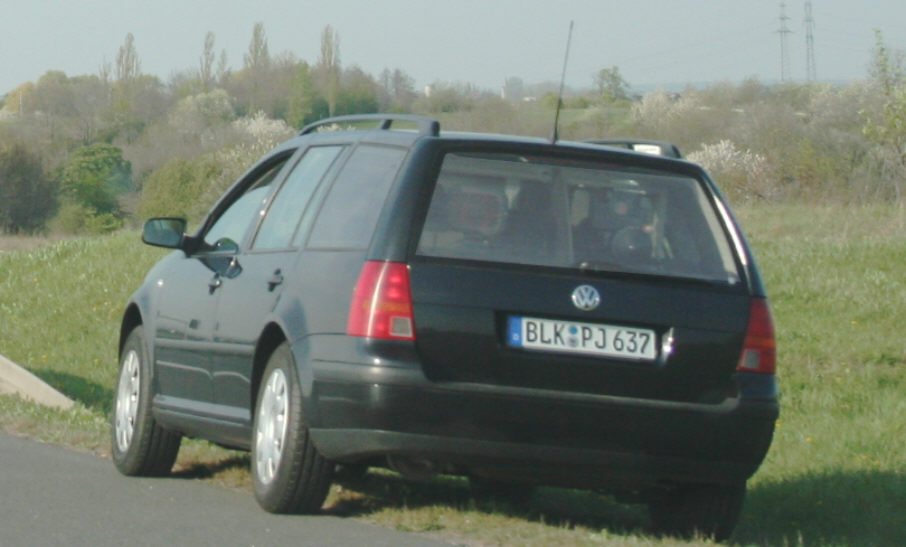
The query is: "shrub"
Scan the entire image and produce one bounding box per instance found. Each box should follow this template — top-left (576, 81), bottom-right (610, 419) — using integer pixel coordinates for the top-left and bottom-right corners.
top-left (52, 202), bottom-right (124, 235)
top-left (57, 143), bottom-right (132, 215)
top-left (0, 141), bottom-right (58, 234)
top-left (687, 140), bottom-right (772, 203)
top-left (137, 112), bottom-right (293, 222)
top-left (137, 157), bottom-right (222, 222)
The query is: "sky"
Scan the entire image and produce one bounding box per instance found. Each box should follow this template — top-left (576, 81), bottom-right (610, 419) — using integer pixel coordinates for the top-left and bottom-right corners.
top-left (2, 0), bottom-right (904, 96)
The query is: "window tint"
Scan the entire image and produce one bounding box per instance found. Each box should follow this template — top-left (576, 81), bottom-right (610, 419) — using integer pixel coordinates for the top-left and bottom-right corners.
top-left (203, 156), bottom-right (290, 250)
top-left (306, 145), bottom-right (406, 249)
top-left (253, 146), bottom-right (343, 250)
top-left (417, 152), bottom-right (740, 284)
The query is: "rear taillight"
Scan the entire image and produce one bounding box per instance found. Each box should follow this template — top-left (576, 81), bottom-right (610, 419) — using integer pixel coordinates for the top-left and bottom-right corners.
top-left (737, 298), bottom-right (776, 374)
top-left (346, 261), bottom-right (415, 341)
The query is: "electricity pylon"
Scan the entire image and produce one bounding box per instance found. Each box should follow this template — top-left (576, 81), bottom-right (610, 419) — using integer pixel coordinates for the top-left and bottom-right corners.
top-left (805, 0), bottom-right (817, 81)
top-left (777, 2), bottom-right (793, 82)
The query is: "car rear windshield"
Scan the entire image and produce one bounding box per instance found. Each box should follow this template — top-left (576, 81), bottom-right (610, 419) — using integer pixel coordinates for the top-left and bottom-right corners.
top-left (416, 151), bottom-right (741, 285)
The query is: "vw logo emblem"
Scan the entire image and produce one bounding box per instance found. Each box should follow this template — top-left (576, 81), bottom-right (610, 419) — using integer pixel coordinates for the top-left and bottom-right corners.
top-left (571, 285), bottom-right (600, 311)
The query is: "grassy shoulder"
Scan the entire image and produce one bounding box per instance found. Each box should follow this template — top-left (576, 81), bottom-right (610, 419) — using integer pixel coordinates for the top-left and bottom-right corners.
top-left (2, 203), bottom-right (905, 546)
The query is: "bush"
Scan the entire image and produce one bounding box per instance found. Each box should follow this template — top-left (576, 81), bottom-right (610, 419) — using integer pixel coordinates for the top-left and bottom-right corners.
top-left (137, 157), bottom-right (222, 222)
top-left (137, 112), bottom-right (294, 222)
top-left (0, 141), bottom-right (58, 234)
top-left (687, 140), bottom-right (772, 203)
top-left (57, 143), bottom-right (132, 215)
top-left (52, 202), bottom-right (124, 235)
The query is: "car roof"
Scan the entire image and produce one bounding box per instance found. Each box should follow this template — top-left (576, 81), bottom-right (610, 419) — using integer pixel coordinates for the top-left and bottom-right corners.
top-left (294, 114), bottom-right (686, 164)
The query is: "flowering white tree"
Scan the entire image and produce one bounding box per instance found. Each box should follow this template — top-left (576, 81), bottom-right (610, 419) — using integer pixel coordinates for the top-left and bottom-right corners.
top-left (687, 140), bottom-right (772, 203)
top-left (630, 90), bottom-right (699, 138)
top-left (139, 111), bottom-right (295, 221)
top-left (193, 112), bottom-right (295, 213)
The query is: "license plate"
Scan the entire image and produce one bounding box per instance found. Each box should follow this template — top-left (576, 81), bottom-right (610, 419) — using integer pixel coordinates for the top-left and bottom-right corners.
top-left (507, 316), bottom-right (656, 360)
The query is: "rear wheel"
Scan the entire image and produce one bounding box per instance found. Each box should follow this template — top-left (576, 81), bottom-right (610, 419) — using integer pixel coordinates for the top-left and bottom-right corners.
top-left (648, 482), bottom-right (746, 542)
top-left (112, 327), bottom-right (181, 476)
top-left (252, 342), bottom-right (332, 513)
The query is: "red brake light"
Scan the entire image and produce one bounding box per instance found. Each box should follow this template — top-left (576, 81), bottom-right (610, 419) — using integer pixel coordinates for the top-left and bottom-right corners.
top-left (737, 298), bottom-right (776, 374)
top-left (347, 261), bottom-right (415, 341)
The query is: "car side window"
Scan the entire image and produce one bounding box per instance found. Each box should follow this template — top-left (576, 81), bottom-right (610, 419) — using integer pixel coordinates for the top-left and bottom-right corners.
top-left (305, 145), bottom-right (407, 249)
top-left (252, 146), bottom-right (344, 250)
top-left (201, 155), bottom-right (291, 251)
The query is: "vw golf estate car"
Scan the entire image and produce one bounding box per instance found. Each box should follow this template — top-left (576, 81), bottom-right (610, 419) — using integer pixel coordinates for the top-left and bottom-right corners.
top-left (113, 114), bottom-right (778, 541)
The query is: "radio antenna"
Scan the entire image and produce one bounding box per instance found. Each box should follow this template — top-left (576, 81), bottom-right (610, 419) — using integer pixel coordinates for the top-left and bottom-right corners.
top-left (551, 20), bottom-right (574, 144)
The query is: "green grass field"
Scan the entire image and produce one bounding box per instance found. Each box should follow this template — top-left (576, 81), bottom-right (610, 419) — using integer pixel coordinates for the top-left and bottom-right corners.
top-left (1, 203), bottom-right (904, 545)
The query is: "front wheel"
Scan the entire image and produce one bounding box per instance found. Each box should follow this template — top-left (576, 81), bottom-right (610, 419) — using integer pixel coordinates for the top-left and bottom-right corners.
top-left (112, 326), bottom-right (181, 476)
top-left (252, 342), bottom-right (332, 513)
top-left (648, 482), bottom-right (746, 542)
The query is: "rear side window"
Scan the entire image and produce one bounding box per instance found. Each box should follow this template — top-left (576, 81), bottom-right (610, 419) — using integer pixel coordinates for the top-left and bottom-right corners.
top-left (306, 145), bottom-right (407, 250)
top-left (417, 152), bottom-right (740, 285)
top-left (253, 145), bottom-right (343, 250)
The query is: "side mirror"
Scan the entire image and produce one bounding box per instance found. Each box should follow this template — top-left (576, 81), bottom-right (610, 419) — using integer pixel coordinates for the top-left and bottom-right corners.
top-left (142, 218), bottom-right (187, 249)
top-left (211, 237), bottom-right (239, 255)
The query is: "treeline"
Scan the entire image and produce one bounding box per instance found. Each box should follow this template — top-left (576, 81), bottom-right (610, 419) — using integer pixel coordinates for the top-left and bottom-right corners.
top-left (1, 25), bottom-right (905, 235)
top-left (0, 23), bottom-right (426, 234)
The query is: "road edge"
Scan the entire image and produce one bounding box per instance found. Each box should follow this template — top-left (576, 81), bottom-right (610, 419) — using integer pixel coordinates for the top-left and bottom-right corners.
top-left (0, 353), bottom-right (75, 410)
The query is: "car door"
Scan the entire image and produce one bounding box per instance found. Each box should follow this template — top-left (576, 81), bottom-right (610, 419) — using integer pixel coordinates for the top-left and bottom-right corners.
top-left (152, 254), bottom-right (221, 405)
top-left (152, 153), bottom-right (292, 414)
top-left (209, 145), bottom-right (345, 423)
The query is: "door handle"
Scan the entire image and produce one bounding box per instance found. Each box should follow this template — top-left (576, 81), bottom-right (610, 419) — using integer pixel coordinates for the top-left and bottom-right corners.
top-left (267, 269), bottom-right (284, 292)
top-left (208, 274), bottom-right (223, 294)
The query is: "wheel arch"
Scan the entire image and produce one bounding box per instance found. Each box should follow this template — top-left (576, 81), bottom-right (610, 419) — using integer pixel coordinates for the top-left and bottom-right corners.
top-left (119, 303), bottom-right (144, 357)
top-left (251, 322), bottom-right (289, 413)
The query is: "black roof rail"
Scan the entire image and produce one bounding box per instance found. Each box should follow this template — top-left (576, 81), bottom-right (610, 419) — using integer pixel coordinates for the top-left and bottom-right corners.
top-left (299, 114), bottom-right (440, 137)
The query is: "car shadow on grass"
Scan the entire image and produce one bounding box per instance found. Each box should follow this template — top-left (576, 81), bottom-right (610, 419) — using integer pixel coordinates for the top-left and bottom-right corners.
top-left (172, 453), bottom-right (251, 480)
top-left (327, 470), bottom-right (650, 538)
top-left (32, 369), bottom-right (113, 413)
top-left (329, 468), bottom-right (906, 544)
top-left (158, 457), bottom-right (652, 537)
top-left (735, 470), bottom-right (906, 545)
top-left (136, 455), bottom-right (906, 545)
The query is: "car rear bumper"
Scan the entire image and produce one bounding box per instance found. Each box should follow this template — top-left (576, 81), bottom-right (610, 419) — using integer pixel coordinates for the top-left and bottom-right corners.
top-left (304, 349), bottom-right (778, 489)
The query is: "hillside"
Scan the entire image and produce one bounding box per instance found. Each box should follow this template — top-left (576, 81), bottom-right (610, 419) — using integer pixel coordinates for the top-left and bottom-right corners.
top-left (1, 204), bottom-right (904, 545)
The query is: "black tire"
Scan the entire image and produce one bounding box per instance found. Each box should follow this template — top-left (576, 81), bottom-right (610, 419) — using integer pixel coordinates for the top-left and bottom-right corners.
top-left (334, 462), bottom-right (370, 481)
top-left (648, 482), bottom-right (746, 542)
top-left (112, 327), bottom-right (181, 476)
top-left (252, 342), bottom-right (332, 514)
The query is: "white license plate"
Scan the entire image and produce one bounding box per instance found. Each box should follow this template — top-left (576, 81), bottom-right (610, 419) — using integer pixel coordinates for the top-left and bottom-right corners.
top-left (507, 316), bottom-right (656, 360)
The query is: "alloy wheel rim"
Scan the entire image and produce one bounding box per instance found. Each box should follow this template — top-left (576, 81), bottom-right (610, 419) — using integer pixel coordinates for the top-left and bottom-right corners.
top-left (255, 368), bottom-right (289, 485)
top-left (114, 350), bottom-right (140, 453)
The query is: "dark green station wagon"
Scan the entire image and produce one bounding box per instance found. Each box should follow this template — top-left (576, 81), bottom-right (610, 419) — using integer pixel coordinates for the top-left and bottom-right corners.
top-left (113, 114), bottom-right (778, 541)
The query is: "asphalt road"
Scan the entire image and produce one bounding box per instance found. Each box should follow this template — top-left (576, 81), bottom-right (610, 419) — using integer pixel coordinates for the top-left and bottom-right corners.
top-left (0, 433), bottom-right (449, 547)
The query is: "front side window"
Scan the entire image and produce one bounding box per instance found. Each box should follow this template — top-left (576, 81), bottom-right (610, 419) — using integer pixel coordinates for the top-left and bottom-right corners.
top-left (202, 155), bottom-right (291, 251)
top-left (417, 152), bottom-right (740, 284)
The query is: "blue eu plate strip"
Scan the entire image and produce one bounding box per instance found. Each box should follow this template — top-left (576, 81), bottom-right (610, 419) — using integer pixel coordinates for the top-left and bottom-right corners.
top-left (507, 316), bottom-right (523, 347)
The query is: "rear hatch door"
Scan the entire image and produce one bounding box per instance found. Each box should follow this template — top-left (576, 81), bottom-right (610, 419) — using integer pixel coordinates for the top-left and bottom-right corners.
top-left (409, 148), bottom-right (750, 404)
